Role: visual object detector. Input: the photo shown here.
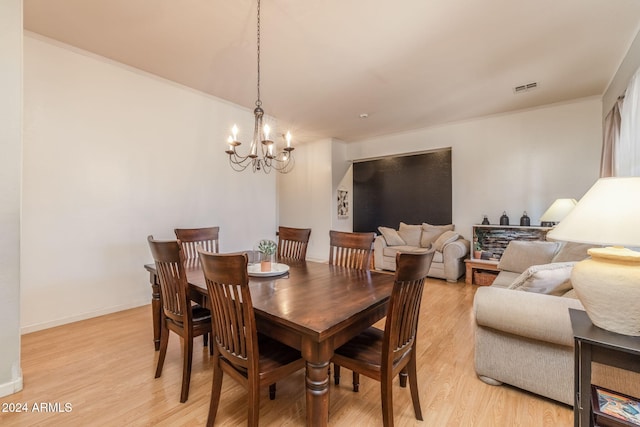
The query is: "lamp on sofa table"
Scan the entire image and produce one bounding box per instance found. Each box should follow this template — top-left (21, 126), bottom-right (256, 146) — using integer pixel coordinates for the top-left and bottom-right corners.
top-left (539, 198), bottom-right (577, 227)
top-left (547, 177), bottom-right (640, 336)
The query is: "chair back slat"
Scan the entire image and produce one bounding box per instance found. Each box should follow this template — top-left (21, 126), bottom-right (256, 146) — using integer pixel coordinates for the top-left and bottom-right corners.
top-left (199, 250), bottom-right (256, 371)
top-left (329, 230), bottom-right (375, 271)
top-left (383, 251), bottom-right (434, 367)
top-left (277, 226), bottom-right (311, 260)
top-left (175, 227), bottom-right (220, 260)
top-left (147, 236), bottom-right (190, 325)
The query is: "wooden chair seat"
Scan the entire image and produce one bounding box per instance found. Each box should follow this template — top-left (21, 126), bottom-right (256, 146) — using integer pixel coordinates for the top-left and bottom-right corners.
top-left (331, 251), bottom-right (435, 427)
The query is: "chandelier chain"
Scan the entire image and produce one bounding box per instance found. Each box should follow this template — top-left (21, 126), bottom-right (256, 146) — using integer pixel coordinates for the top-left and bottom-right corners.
top-left (256, 0), bottom-right (261, 107)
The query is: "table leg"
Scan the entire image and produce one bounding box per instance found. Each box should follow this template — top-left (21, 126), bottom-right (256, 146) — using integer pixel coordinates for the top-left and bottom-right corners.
top-left (578, 341), bottom-right (593, 427)
top-left (465, 263), bottom-right (473, 285)
top-left (302, 338), bottom-right (332, 427)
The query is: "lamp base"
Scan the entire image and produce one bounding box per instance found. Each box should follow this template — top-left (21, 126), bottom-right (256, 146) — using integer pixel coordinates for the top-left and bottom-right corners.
top-left (571, 247), bottom-right (640, 336)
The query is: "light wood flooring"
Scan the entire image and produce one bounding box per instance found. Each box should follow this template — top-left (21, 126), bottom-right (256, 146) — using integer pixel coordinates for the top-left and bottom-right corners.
top-left (0, 278), bottom-right (572, 426)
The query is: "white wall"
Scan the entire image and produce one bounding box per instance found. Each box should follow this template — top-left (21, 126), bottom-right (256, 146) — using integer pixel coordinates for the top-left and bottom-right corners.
top-left (604, 28), bottom-right (640, 115)
top-left (0, 0), bottom-right (23, 397)
top-left (277, 138), bottom-right (333, 261)
top-left (22, 34), bottom-right (277, 333)
top-left (346, 98), bottom-right (603, 242)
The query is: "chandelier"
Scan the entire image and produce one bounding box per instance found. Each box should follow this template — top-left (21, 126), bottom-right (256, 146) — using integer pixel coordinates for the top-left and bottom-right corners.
top-left (225, 0), bottom-right (295, 173)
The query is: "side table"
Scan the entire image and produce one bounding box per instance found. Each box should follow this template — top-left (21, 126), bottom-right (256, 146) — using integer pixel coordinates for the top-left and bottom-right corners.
top-left (570, 308), bottom-right (640, 427)
top-left (464, 259), bottom-right (499, 285)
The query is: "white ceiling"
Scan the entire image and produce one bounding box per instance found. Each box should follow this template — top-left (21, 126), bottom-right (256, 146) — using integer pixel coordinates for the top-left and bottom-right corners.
top-left (23, 0), bottom-right (640, 143)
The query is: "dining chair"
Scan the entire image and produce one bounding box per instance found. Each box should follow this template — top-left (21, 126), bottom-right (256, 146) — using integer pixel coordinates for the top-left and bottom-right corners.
top-left (147, 235), bottom-right (213, 403)
top-left (174, 226), bottom-right (220, 347)
top-left (198, 249), bottom-right (305, 427)
top-left (331, 250), bottom-right (435, 427)
top-left (174, 226), bottom-right (220, 260)
top-left (277, 226), bottom-right (311, 260)
top-left (328, 230), bottom-right (376, 271)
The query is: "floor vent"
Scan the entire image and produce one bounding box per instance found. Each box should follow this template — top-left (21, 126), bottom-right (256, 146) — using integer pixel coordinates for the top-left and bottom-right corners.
top-left (513, 82), bottom-right (538, 94)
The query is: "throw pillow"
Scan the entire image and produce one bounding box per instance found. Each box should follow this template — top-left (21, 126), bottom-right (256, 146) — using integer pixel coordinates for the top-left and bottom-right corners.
top-left (508, 262), bottom-right (576, 296)
top-left (420, 223), bottom-right (455, 247)
top-left (433, 230), bottom-right (459, 252)
top-left (398, 223), bottom-right (422, 247)
top-left (497, 240), bottom-right (561, 274)
top-left (378, 226), bottom-right (406, 246)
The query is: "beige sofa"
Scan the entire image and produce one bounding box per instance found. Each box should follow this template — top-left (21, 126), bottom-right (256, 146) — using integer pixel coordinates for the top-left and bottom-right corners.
top-left (374, 222), bottom-right (469, 282)
top-left (474, 240), bottom-right (640, 405)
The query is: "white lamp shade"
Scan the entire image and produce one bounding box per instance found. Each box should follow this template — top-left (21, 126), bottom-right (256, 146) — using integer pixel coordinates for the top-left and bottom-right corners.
top-left (539, 198), bottom-right (577, 222)
top-left (547, 177), bottom-right (640, 246)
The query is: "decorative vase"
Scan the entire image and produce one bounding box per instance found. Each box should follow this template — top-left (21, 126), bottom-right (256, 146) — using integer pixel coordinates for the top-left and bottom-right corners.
top-left (260, 253), bottom-right (275, 272)
top-left (481, 215), bottom-right (490, 225)
top-left (500, 211), bottom-right (509, 225)
top-left (520, 211), bottom-right (530, 226)
top-left (571, 247), bottom-right (640, 336)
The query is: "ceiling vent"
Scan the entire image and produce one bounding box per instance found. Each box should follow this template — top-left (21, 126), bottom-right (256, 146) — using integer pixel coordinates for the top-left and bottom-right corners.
top-left (513, 82), bottom-right (538, 94)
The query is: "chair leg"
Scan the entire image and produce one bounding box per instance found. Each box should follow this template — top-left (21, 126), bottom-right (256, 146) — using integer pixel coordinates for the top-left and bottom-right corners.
top-left (352, 372), bottom-right (360, 392)
top-left (203, 333), bottom-right (208, 347)
top-left (247, 378), bottom-right (260, 427)
top-left (381, 373), bottom-right (394, 427)
top-left (333, 364), bottom-right (341, 385)
top-left (208, 333), bottom-right (214, 356)
top-left (399, 367), bottom-right (408, 388)
top-left (407, 354), bottom-right (423, 421)
top-left (207, 356), bottom-right (224, 427)
top-left (155, 322), bottom-right (170, 378)
top-left (269, 383), bottom-right (276, 400)
top-left (180, 333), bottom-right (194, 403)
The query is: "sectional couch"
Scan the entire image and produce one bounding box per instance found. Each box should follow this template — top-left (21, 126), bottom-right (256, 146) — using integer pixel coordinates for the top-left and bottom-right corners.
top-left (473, 240), bottom-right (640, 405)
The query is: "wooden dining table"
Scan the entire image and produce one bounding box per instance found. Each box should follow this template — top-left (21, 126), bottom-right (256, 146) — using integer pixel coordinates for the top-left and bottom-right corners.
top-left (144, 258), bottom-right (395, 426)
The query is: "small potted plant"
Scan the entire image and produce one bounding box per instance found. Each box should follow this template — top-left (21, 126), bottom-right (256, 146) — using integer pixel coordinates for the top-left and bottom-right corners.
top-left (257, 239), bottom-right (277, 272)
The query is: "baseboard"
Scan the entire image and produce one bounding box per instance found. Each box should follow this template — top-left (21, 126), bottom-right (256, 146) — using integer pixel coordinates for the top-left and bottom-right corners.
top-left (0, 372), bottom-right (23, 398)
top-left (20, 299), bottom-right (150, 334)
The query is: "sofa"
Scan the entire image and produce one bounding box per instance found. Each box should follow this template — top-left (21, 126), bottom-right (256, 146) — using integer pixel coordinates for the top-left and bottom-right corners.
top-left (374, 222), bottom-right (470, 282)
top-left (474, 240), bottom-right (640, 405)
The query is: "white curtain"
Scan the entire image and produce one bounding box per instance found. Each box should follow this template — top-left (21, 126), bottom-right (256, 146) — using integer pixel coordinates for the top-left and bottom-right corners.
top-left (616, 68), bottom-right (640, 177)
top-left (601, 98), bottom-right (622, 177)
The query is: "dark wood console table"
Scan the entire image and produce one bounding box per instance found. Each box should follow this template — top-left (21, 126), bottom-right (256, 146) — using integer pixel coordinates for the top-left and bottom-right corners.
top-left (570, 308), bottom-right (640, 427)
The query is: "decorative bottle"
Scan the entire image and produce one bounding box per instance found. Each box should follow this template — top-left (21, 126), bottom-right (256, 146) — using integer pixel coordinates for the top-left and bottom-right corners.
top-left (481, 215), bottom-right (490, 225)
top-left (500, 211), bottom-right (509, 225)
top-left (520, 211), bottom-right (531, 226)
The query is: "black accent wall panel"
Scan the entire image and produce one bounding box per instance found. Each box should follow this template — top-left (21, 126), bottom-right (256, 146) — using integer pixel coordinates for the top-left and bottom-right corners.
top-left (353, 149), bottom-right (452, 233)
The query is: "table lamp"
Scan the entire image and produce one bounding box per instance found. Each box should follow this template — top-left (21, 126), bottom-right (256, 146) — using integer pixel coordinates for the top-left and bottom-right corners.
top-left (539, 198), bottom-right (577, 226)
top-left (547, 177), bottom-right (640, 336)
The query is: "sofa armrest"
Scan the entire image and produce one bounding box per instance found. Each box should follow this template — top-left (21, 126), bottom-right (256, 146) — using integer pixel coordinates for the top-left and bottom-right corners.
top-left (442, 238), bottom-right (469, 259)
top-left (373, 235), bottom-right (387, 270)
top-left (473, 286), bottom-right (584, 347)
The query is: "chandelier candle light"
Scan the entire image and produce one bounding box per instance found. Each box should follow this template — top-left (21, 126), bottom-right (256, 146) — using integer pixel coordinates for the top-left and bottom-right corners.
top-left (225, 0), bottom-right (295, 173)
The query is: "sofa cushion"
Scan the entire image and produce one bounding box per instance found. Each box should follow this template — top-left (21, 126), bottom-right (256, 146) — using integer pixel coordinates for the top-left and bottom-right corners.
top-left (508, 262), bottom-right (576, 296)
top-left (491, 271), bottom-right (520, 288)
top-left (378, 226), bottom-right (406, 246)
top-left (497, 241), bottom-right (561, 274)
top-left (382, 245), bottom-right (431, 258)
top-left (551, 242), bottom-right (595, 263)
top-left (398, 222), bottom-right (422, 247)
top-left (433, 230), bottom-right (459, 252)
top-left (420, 223), bottom-right (455, 247)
